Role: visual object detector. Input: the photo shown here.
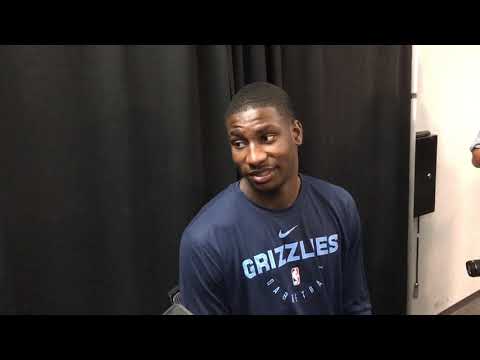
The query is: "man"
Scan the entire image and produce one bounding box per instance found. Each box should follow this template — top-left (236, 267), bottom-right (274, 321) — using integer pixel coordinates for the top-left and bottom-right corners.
top-left (471, 130), bottom-right (480, 167)
top-left (179, 82), bottom-right (372, 315)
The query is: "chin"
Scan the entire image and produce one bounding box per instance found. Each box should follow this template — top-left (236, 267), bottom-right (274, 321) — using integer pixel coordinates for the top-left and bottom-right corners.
top-left (248, 177), bottom-right (282, 193)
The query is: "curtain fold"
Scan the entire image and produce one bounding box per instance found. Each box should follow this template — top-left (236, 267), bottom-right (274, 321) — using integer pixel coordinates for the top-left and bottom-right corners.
top-left (0, 45), bottom-right (410, 314)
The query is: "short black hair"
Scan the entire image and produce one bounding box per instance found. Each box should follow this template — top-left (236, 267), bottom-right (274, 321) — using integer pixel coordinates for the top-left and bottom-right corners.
top-left (225, 82), bottom-right (296, 122)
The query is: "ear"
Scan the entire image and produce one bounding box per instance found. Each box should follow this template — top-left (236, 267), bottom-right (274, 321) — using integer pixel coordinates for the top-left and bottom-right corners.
top-left (291, 120), bottom-right (303, 146)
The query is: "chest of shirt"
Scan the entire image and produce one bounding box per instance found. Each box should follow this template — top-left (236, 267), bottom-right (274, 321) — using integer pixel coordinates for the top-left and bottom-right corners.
top-left (220, 203), bottom-right (345, 312)
top-left (220, 199), bottom-right (345, 279)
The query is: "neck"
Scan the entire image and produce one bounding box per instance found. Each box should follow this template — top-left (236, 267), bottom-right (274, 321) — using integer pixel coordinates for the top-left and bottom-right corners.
top-left (240, 174), bottom-right (301, 210)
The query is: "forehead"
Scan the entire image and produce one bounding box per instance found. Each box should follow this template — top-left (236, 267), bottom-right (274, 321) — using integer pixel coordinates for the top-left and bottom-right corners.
top-left (226, 106), bottom-right (286, 132)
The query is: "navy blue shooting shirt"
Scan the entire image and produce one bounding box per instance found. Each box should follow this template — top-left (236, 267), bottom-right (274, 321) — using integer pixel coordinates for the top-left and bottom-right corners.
top-left (179, 174), bottom-right (372, 315)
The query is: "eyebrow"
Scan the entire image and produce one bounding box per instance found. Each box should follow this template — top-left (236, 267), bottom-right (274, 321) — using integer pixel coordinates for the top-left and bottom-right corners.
top-left (229, 124), bottom-right (280, 137)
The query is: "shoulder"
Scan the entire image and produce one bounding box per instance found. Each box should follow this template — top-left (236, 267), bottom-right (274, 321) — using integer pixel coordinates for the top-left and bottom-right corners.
top-left (302, 175), bottom-right (362, 240)
top-left (302, 174), bottom-right (356, 210)
top-left (181, 182), bottom-right (241, 250)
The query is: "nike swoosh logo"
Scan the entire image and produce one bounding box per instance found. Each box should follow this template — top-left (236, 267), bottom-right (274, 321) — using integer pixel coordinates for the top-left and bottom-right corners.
top-left (278, 225), bottom-right (299, 239)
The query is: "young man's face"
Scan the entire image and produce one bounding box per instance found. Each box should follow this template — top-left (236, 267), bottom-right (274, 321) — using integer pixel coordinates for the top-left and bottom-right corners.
top-left (226, 106), bottom-right (303, 193)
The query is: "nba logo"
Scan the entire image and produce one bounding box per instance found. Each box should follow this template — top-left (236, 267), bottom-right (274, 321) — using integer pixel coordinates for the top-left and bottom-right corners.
top-left (291, 267), bottom-right (301, 286)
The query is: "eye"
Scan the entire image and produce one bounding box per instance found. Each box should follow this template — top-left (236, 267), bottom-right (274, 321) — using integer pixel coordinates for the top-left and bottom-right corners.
top-left (231, 140), bottom-right (246, 149)
top-left (263, 134), bottom-right (276, 143)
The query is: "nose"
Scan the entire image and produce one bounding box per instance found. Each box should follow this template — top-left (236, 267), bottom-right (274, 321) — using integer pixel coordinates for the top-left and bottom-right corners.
top-left (246, 143), bottom-right (267, 168)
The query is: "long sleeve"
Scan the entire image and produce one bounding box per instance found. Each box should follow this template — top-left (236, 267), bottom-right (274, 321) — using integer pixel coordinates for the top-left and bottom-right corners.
top-left (179, 229), bottom-right (229, 315)
top-left (342, 196), bottom-right (372, 315)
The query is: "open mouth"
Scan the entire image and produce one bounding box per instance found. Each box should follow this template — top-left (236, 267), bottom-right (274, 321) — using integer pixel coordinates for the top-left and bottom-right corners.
top-left (249, 168), bottom-right (275, 185)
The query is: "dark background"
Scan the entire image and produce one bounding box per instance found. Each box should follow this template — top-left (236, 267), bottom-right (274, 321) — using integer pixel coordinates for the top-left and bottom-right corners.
top-left (0, 45), bottom-right (411, 314)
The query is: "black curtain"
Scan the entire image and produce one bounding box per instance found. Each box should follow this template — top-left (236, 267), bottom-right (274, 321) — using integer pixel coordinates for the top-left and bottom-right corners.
top-left (0, 45), bottom-right (410, 314)
top-left (0, 45), bottom-right (236, 314)
top-left (231, 45), bottom-right (411, 314)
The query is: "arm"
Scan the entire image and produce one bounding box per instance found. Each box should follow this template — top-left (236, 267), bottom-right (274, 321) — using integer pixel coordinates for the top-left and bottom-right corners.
top-left (342, 196), bottom-right (373, 315)
top-left (179, 230), bottom-right (229, 315)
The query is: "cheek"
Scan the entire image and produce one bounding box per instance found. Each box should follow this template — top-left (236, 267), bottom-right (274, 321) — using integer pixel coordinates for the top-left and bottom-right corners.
top-left (231, 150), bottom-right (244, 166)
top-left (272, 142), bottom-right (294, 162)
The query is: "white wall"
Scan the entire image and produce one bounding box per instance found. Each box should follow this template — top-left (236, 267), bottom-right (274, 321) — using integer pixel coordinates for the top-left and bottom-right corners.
top-left (407, 45), bottom-right (480, 314)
